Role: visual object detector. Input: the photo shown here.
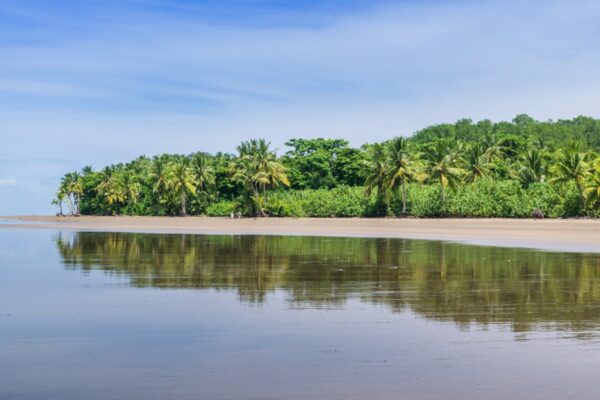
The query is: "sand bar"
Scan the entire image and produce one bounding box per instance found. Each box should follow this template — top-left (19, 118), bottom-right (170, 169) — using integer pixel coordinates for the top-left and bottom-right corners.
top-left (3, 215), bottom-right (600, 253)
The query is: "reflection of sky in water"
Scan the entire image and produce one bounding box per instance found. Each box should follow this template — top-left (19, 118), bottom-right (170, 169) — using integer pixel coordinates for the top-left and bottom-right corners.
top-left (1, 229), bottom-right (600, 400)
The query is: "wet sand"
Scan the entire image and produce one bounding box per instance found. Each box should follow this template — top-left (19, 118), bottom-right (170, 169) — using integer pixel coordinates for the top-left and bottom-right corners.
top-left (2, 215), bottom-right (600, 252)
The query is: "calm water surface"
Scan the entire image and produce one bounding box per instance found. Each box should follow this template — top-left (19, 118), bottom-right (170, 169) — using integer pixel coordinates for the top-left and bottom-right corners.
top-left (2, 229), bottom-right (600, 399)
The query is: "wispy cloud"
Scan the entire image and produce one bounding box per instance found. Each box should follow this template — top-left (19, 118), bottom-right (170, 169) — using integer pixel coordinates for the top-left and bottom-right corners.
top-left (0, 178), bottom-right (17, 187)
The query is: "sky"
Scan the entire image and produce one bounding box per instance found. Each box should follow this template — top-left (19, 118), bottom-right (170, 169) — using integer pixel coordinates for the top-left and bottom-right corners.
top-left (1, 0), bottom-right (600, 215)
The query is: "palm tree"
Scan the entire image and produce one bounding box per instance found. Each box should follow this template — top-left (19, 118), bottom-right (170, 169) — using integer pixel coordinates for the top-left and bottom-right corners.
top-left (150, 157), bottom-right (170, 206)
top-left (423, 140), bottom-right (463, 205)
top-left (364, 143), bottom-right (390, 214)
top-left (584, 158), bottom-right (600, 209)
top-left (551, 145), bottom-right (589, 210)
top-left (230, 139), bottom-right (289, 217)
top-left (167, 159), bottom-right (196, 216)
top-left (386, 137), bottom-right (417, 214)
top-left (52, 189), bottom-right (67, 216)
top-left (513, 148), bottom-right (546, 187)
top-left (58, 177), bottom-right (73, 215)
top-left (59, 172), bottom-right (83, 215)
top-left (70, 172), bottom-right (83, 214)
top-left (191, 154), bottom-right (215, 195)
top-left (96, 167), bottom-right (125, 212)
top-left (463, 142), bottom-right (492, 183)
top-left (120, 170), bottom-right (141, 206)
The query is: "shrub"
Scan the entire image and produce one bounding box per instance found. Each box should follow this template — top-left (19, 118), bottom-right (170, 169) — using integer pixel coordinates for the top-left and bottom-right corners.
top-left (205, 200), bottom-right (236, 216)
top-left (406, 184), bottom-right (443, 217)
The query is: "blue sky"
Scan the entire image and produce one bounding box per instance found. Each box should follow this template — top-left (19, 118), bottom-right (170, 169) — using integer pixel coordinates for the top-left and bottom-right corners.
top-left (1, 0), bottom-right (600, 215)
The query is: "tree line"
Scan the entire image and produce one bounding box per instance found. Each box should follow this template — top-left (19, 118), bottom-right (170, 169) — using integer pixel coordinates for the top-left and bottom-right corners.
top-left (54, 114), bottom-right (600, 218)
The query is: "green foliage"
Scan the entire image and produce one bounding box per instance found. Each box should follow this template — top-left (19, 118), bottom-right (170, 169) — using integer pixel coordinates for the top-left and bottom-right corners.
top-left (269, 186), bottom-right (375, 217)
top-left (55, 114), bottom-right (600, 219)
top-left (205, 200), bottom-right (236, 217)
top-left (405, 184), bottom-right (443, 217)
top-left (411, 114), bottom-right (600, 150)
top-left (281, 138), bottom-right (366, 189)
top-left (230, 139), bottom-right (290, 217)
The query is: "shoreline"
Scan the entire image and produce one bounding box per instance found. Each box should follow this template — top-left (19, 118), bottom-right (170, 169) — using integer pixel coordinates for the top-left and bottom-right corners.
top-left (3, 215), bottom-right (600, 253)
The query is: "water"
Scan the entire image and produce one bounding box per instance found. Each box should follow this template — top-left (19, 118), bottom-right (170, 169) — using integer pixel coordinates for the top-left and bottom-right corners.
top-left (2, 229), bottom-right (600, 400)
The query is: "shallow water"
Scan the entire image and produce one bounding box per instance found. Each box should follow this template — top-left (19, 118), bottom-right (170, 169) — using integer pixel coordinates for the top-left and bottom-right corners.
top-left (2, 229), bottom-right (600, 400)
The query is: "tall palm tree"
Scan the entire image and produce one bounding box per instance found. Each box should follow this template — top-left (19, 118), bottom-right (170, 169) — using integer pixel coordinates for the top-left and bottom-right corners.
top-left (230, 139), bottom-right (289, 217)
top-left (120, 170), bottom-right (141, 206)
top-left (167, 159), bottom-right (196, 216)
top-left (191, 154), bottom-right (215, 194)
top-left (364, 143), bottom-right (390, 214)
top-left (59, 172), bottom-right (83, 215)
top-left (423, 140), bottom-right (463, 205)
top-left (463, 142), bottom-right (492, 183)
top-left (551, 145), bottom-right (589, 210)
top-left (52, 189), bottom-right (67, 216)
top-left (150, 157), bottom-right (170, 205)
top-left (70, 172), bottom-right (83, 214)
top-left (58, 177), bottom-right (73, 215)
top-left (584, 158), bottom-right (600, 209)
top-left (386, 137), bottom-right (417, 214)
top-left (479, 133), bottom-right (504, 161)
top-left (96, 167), bottom-right (125, 212)
top-left (513, 148), bottom-right (546, 187)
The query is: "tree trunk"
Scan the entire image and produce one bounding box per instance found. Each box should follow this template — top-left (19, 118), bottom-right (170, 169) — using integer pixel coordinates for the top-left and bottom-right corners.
top-left (262, 185), bottom-right (268, 217)
top-left (577, 182), bottom-right (585, 212)
top-left (73, 195), bottom-right (80, 215)
top-left (402, 181), bottom-right (407, 214)
top-left (65, 195), bottom-right (74, 215)
top-left (181, 192), bottom-right (187, 216)
top-left (440, 177), bottom-right (446, 205)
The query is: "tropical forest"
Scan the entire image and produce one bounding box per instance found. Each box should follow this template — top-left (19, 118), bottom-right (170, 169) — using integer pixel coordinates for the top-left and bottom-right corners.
top-left (54, 114), bottom-right (600, 218)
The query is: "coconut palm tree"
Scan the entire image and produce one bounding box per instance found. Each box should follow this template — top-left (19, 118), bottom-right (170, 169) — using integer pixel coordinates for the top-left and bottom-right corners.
top-left (423, 140), bottom-right (463, 205)
top-left (513, 148), bottom-right (546, 187)
top-left (364, 143), bottom-right (390, 214)
top-left (59, 172), bottom-right (83, 215)
top-left (167, 159), bottom-right (196, 216)
top-left (191, 154), bottom-right (215, 194)
top-left (386, 137), bottom-right (418, 214)
top-left (150, 157), bottom-right (170, 207)
top-left (230, 139), bottom-right (289, 216)
top-left (584, 158), bottom-right (600, 209)
top-left (551, 145), bottom-right (590, 210)
top-left (58, 177), bottom-right (73, 215)
top-left (52, 189), bottom-right (67, 216)
top-left (96, 167), bottom-right (125, 212)
top-left (463, 142), bottom-right (492, 183)
top-left (478, 132), bottom-right (505, 161)
top-left (120, 170), bottom-right (141, 206)
top-left (69, 172), bottom-right (83, 214)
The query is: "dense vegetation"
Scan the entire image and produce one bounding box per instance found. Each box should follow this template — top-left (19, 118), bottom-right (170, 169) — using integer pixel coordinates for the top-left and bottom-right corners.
top-left (54, 115), bottom-right (600, 218)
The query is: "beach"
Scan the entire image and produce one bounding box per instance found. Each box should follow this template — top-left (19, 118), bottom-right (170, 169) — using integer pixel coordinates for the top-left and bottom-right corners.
top-left (2, 215), bottom-right (600, 253)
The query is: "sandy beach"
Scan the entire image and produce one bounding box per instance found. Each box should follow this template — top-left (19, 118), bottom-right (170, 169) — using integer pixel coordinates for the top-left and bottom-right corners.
top-left (2, 215), bottom-right (600, 252)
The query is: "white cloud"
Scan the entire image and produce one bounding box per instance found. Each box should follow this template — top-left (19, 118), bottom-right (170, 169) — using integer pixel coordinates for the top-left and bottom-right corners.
top-left (0, 178), bottom-right (17, 187)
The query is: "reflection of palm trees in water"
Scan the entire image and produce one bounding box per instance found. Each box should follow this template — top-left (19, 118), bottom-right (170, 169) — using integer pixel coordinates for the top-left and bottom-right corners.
top-left (55, 232), bottom-right (600, 332)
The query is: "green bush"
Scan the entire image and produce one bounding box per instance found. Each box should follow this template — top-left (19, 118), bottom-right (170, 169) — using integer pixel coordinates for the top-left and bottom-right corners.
top-left (269, 186), bottom-right (374, 217)
top-left (148, 183), bottom-right (592, 219)
top-left (446, 179), bottom-right (528, 217)
top-left (406, 184), bottom-right (443, 217)
top-left (401, 180), bottom-right (582, 218)
top-left (205, 200), bottom-right (236, 216)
